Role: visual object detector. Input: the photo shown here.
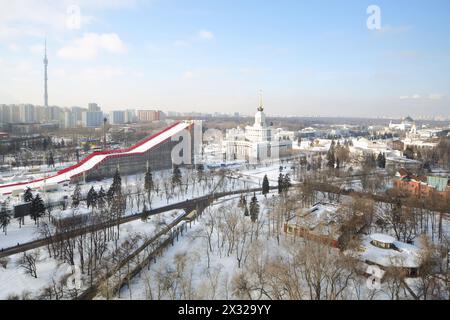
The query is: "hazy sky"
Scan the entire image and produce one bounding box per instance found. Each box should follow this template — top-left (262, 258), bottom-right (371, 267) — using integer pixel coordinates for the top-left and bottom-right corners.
top-left (0, 0), bottom-right (449, 118)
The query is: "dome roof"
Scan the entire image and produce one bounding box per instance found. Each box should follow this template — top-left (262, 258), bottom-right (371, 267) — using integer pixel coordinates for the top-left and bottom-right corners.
top-left (403, 116), bottom-right (414, 123)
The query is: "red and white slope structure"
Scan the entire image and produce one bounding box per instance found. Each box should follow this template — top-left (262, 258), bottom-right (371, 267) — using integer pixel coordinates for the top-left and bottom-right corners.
top-left (0, 121), bottom-right (192, 195)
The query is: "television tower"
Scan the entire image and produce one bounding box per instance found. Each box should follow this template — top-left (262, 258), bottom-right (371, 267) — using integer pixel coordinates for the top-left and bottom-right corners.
top-left (44, 39), bottom-right (48, 107)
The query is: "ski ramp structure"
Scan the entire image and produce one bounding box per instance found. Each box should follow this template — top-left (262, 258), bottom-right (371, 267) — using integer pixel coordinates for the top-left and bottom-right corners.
top-left (0, 121), bottom-right (194, 196)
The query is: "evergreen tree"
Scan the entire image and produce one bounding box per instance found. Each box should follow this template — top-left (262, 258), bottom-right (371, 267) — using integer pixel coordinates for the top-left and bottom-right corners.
top-left (326, 147), bottom-right (335, 168)
top-left (278, 173), bottom-right (284, 194)
top-left (376, 152), bottom-right (384, 168)
top-left (47, 151), bottom-right (55, 168)
top-left (238, 195), bottom-right (246, 208)
top-left (97, 187), bottom-right (106, 208)
top-left (0, 204), bottom-right (11, 235)
top-left (262, 174), bottom-right (270, 197)
top-left (43, 138), bottom-right (48, 151)
top-left (72, 184), bottom-right (81, 208)
top-left (172, 165), bottom-right (182, 187)
top-left (86, 186), bottom-right (98, 209)
top-left (196, 163), bottom-right (205, 182)
top-left (141, 204), bottom-right (150, 222)
top-left (30, 194), bottom-right (45, 225)
top-left (144, 166), bottom-right (154, 192)
top-left (108, 169), bottom-right (125, 233)
top-left (23, 187), bottom-right (33, 202)
top-left (108, 168), bottom-right (122, 200)
top-left (243, 205), bottom-right (249, 217)
top-left (249, 193), bottom-right (260, 222)
top-left (282, 173), bottom-right (292, 194)
top-left (403, 147), bottom-right (414, 159)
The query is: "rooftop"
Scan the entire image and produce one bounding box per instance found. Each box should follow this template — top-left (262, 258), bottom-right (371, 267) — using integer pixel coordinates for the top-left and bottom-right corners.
top-left (360, 235), bottom-right (421, 269)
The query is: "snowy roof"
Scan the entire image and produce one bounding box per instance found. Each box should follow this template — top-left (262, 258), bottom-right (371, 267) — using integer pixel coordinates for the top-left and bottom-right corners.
top-left (288, 202), bottom-right (339, 236)
top-left (370, 233), bottom-right (395, 244)
top-left (360, 235), bottom-right (421, 269)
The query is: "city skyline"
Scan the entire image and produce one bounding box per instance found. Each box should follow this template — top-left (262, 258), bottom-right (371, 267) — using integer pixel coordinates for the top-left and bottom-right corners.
top-left (0, 0), bottom-right (449, 118)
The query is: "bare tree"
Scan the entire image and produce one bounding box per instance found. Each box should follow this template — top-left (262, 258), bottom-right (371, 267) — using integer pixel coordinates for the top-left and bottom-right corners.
top-left (19, 251), bottom-right (39, 278)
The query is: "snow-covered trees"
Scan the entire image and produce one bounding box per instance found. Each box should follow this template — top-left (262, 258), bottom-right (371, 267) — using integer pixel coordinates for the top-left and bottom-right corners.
top-left (46, 151), bottom-right (55, 168)
top-left (23, 187), bottom-right (33, 203)
top-left (172, 165), bottom-right (182, 189)
top-left (19, 251), bottom-right (39, 278)
top-left (144, 167), bottom-right (154, 207)
top-left (0, 203), bottom-right (10, 235)
top-left (277, 173), bottom-right (283, 194)
top-left (97, 187), bottom-right (106, 208)
top-left (249, 194), bottom-right (260, 223)
top-left (71, 184), bottom-right (81, 208)
top-left (278, 173), bottom-right (291, 195)
top-left (144, 166), bottom-right (154, 193)
top-left (377, 152), bottom-right (386, 169)
top-left (86, 186), bottom-right (98, 209)
top-left (108, 169), bottom-right (125, 238)
top-left (196, 164), bottom-right (205, 182)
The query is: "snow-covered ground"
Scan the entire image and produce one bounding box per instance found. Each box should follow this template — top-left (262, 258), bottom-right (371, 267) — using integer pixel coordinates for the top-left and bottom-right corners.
top-left (117, 191), bottom-right (436, 300)
top-left (0, 209), bottom-right (185, 300)
top-left (0, 162), bottom-right (293, 251)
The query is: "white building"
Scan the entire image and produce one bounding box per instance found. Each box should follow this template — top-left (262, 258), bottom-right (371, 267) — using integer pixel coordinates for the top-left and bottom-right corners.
top-left (403, 123), bottom-right (439, 150)
top-left (223, 97), bottom-right (292, 163)
top-left (63, 109), bottom-right (77, 128)
top-left (389, 116), bottom-right (414, 131)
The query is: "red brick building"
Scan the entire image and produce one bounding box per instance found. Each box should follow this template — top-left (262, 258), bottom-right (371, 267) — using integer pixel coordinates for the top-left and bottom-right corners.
top-left (393, 169), bottom-right (450, 200)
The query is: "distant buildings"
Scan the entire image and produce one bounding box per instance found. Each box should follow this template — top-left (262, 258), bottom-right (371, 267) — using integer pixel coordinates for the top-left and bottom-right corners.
top-left (0, 103), bottom-right (144, 129)
top-left (71, 106), bottom-right (85, 125)
top-left (82, 110), bottom-right (104, 128)
top-left (394, 168), bottom-right (450, 201)
top-left (389, 116), bottom-right (414, 131)
top-left (88, 103), bottom-right (101, 112)
top-left (63, 109), bottom-right (77, 129)
top-left (124, 109), bottom-right (136, 123)
top-left (137, 110), bottom-right (165, 122)
top-left (109, 110), bottom-right (125, 125)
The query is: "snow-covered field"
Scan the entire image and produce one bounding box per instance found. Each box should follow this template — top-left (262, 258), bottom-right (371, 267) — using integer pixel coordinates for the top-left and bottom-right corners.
top-left (0, 163), bottom-right (293, 251)
top-left (0, 209), bottom-right (185, 300)
top-left (117, 191), bottom-right (436, 300)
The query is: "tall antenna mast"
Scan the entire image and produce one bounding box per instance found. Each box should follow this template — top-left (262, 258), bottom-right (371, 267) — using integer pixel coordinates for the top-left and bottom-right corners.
top-left (44, 38), bottom-right (48, 108)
